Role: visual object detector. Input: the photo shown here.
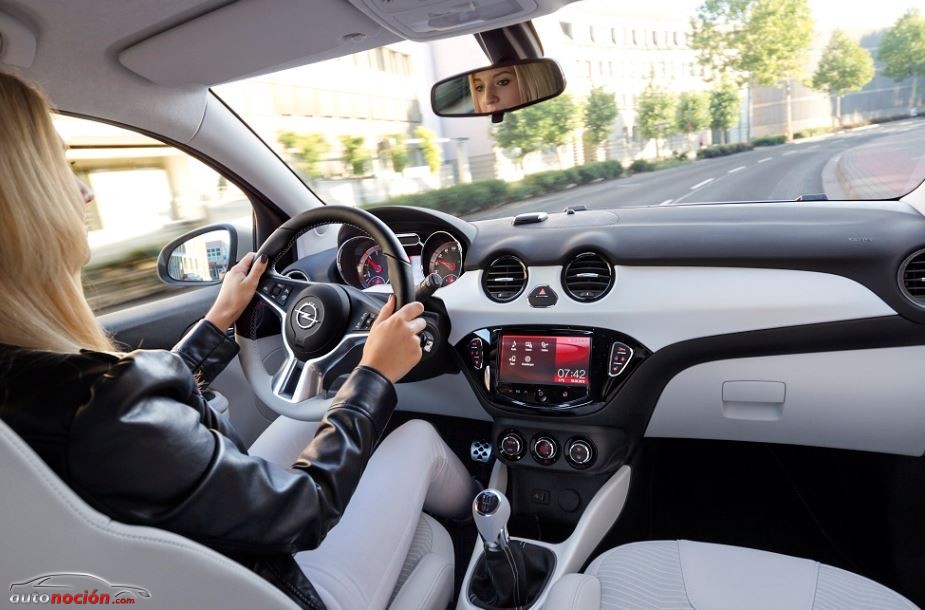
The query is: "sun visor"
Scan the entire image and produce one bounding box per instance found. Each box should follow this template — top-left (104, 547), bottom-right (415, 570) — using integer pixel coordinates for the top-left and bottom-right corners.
top-left (346, 0), bottom-right (576, 41)
top-left (118, 0), bottom-right (399, 87)
top-left (0, 10), bottom-right (37, 68)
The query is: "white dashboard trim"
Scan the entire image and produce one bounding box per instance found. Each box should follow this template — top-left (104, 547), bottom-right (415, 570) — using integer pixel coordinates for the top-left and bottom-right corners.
top-left (437, 265), bottom-right (897, 350)
top-left (647, 346), bottom-right (925, 456)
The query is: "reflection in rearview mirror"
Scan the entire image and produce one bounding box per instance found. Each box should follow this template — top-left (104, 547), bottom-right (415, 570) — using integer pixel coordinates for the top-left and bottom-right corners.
top-left (431, 58), bottom-right (566, 118)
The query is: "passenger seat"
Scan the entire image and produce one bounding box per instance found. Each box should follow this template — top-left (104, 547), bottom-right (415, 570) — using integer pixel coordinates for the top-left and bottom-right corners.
top-left (544, 540), bottom-right (918, 610)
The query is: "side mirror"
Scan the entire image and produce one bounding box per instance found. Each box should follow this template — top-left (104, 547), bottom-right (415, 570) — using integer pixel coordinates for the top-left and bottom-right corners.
top-left (156, 225), bottom-right (237, 286)
top-left (431, 58), bottom-right (566, 118)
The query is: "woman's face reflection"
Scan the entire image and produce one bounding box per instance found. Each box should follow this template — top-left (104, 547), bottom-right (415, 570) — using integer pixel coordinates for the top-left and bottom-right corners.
top-left (471, 68), bottom-right (522, 113)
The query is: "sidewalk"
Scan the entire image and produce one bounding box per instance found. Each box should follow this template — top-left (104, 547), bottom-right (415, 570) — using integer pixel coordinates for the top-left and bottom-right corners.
top-left (822, 120), bottom-right (925, 200)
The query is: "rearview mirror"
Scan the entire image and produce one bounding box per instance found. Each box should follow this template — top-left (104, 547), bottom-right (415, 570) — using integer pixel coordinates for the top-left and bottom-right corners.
top-left (431, 58), bottom-right (566, 118)
top-left (156, 225), bottom-right (237, 286)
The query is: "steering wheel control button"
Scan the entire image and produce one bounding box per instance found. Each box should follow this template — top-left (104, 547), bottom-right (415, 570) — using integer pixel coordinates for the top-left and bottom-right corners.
top-left (498, 431), bottom-right (525, 461)
top-left (531, 435), bottom-right (558, 466)
top-left (528, 285), bottom-right (558, 308)
top-left (565, 439), bottom-right (594, 469)
top-left (609, 342), bottom-right (634, 377)
top-left (468, 337), bottom-right (484, 369)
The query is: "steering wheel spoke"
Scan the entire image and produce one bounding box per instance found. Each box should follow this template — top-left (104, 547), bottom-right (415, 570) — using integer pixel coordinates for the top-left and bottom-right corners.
top-left (272, 333), bottom-right (368, 402)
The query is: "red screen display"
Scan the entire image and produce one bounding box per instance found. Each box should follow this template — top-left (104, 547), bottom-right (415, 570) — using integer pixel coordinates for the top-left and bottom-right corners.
top-left (498, 335), bottom-right (591, 386)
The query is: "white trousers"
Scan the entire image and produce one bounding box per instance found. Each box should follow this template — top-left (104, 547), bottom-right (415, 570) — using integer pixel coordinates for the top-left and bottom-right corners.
top-left (249, 417), bottom-right (473, 610)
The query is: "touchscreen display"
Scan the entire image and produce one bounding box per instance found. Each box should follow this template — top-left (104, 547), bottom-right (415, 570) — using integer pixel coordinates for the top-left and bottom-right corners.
top-left (498, 335), bottom-right (591, 386)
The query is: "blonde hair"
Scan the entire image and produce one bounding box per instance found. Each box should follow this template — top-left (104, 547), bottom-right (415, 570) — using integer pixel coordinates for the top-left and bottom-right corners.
top-left (0, 72), bottom-right (113, 353)
top-left (469, 62), bottom-right (560, 113)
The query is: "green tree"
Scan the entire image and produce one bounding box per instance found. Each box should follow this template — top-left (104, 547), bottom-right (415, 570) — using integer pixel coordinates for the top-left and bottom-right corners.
top-left (811, 30), bottom-right (875, 124)
top-left (339, 135), bottom-right (370, 176)
top-left (708, 81), bottom-right (741, 143)
top-left (878, 9), bottom-right (925, 108)
top-left (492, 105), bottom-right (546, 167)
top-left (278, 131), bottom-right (329, 179)
top-left (492, 97), bottom-right (579, 167)
top-left (636, 83), bottom-right (676, 159)
top-left (380, 133), bottom-right (410, 173)
top-left (675, 91), bottom-right (710, 151)
top-left (414, 127), bottom-right (442, 174)
top-left (583, 87), bottom-right (619, 153)
top-left (691, 0), bottom-right (814, 139)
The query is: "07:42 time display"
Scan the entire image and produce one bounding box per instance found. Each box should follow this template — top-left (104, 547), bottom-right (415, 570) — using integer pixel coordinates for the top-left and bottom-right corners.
top-left (556, 368), bottom-right (588, 384)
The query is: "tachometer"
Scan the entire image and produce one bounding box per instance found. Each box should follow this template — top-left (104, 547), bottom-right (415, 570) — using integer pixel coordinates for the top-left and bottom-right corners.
top-left (359, 244), bottom-right (389, 288)
top-left (422, 231), bottom-right (464, 286)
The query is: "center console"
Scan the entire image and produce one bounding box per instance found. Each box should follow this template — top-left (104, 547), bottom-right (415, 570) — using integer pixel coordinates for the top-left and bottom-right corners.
top-left (459, 326), bottom-right (647, 413)
top-left (453, 326), bottom-right (648, 608)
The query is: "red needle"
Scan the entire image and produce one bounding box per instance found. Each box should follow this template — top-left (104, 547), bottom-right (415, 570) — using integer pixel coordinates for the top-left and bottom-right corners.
top-left (438, 260), bottom-right (457, 272)
top-left (368, 258), bottom-right (382, 273)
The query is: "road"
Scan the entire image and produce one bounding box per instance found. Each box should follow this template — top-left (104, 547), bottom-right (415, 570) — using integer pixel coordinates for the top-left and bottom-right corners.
top-left (465, 118), bottom-right (925, 221)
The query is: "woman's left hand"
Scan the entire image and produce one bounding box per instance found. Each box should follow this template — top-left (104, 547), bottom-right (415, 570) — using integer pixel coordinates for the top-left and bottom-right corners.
top-left (205, 252), bottom-right (269, 330)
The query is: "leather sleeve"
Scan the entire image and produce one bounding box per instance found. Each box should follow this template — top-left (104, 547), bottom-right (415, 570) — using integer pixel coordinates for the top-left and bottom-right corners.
top-left (172, 319), bottom-right (239, 387)
top-left (68, 350), bottom-right (397, 555)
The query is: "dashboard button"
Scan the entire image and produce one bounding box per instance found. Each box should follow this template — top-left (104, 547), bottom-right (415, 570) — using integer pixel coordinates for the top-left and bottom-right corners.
top-left (528, 285), bottom-right (558, 308)
top-left (609, 342), bottom-right (634, 377)
top-left (468, 337), bottom-right (484, 369)
top-left (498, 431), bottom-right (525, 461)
top-left (566, 439), bottom-right (594, 468)
top-left (531, 435), bottom-right (558, 465)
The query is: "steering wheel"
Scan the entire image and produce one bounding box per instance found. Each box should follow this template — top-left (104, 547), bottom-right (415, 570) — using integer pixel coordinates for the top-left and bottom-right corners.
top-left (237, 206), bottom-right (415, 420)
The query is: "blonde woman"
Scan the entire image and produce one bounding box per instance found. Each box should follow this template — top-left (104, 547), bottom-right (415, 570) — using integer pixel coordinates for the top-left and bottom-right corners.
top-left (0, 72), bottom-right (473, 610)
top-left (469, 61), bottom-right (561, 113)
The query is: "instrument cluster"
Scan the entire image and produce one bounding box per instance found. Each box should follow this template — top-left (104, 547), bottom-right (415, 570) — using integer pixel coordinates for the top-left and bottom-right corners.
top-left (336, 230), bottom-right (464, 290)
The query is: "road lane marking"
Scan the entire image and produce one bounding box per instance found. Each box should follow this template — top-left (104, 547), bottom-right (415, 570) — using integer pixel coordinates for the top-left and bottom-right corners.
top-left (782, 150), bottom-right (798, 155)
top-left (728, 166), bottom-right (746, 173)
top-left (758, 157), bottom-right (772, 163)
top-left (690, 178), bottom-right (714, 190)
top-left (659, 199), bottom-right (674, 205)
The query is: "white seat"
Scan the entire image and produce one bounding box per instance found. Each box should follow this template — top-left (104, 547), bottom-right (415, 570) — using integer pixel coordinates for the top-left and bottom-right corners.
top-left (0, 418), bottom-right (452, 609)
top-left (545, 540), bottom-right (919, 610)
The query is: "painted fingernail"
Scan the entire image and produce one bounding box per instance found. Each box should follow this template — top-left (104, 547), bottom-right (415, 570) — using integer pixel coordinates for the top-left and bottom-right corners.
top-left (260, 254), bottom-right (268, 263)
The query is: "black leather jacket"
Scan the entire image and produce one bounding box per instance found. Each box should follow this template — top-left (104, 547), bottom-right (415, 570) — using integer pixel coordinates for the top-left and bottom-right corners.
top-left (0, 320), bottom-right (398, 610)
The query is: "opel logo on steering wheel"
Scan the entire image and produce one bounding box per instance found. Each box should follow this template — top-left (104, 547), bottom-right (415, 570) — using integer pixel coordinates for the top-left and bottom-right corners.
top-left (295, 301), bottom-right (321, 329)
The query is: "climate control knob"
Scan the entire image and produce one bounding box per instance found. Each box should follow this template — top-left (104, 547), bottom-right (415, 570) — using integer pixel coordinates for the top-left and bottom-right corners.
top-left (498, 431), bottom-right (525, 461)
top-left (566, 439), bottom-right (594, 468)
top-left (531, 435), bottom-right (559, 465)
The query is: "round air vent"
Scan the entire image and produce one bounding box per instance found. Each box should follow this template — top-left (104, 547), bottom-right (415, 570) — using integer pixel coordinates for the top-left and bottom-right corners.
top-left (482, 255), bottom-right (527, 302)
top-left (562, 252), bottom-right (614, 302)
top-left (899, 249), bottom-right (925, 306)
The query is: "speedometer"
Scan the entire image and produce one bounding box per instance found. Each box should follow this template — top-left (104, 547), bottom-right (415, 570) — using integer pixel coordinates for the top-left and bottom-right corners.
top-left (422, 231), bottom-right (463, 286)
top-left (337, 236), bottom-right (390, 289)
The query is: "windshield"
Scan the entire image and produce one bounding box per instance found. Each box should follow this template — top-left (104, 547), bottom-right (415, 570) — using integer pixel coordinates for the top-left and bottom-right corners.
top-left (214, 0), bottom-right (925, 219)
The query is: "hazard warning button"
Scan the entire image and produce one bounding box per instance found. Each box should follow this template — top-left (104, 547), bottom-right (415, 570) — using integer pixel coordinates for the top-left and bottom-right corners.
top-left (528, 285), bottom-right (558, 308)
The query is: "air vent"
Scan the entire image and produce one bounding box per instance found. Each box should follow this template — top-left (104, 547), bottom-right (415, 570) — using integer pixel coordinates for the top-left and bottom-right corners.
top-left (562, 252), bottom-right (614, 302)
top-left (899, 249), bottom-right (925, 306)
top-left (482, 256), bottom-right (527, 302)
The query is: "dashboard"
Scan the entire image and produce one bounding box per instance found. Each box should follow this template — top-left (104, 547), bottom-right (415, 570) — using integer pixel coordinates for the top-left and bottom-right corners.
top-left (279, 201), bottom-right (925, 471)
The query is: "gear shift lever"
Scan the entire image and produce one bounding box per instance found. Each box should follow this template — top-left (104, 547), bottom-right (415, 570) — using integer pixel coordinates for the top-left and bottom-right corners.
top-left (473, 489), bottom-right (511, 551)
top-left (467, 489), bottom-right (555, 609)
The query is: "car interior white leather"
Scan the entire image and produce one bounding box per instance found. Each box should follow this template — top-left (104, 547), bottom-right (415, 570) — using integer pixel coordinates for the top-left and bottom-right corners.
top-left (542, 540), bottom-right (918, 610)
top-left (0, 418), bottom-right (454, 610)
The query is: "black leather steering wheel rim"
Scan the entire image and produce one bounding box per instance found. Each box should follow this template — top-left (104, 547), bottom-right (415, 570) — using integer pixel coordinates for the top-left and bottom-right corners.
top-left (255, 205), bottom-right (415, 308)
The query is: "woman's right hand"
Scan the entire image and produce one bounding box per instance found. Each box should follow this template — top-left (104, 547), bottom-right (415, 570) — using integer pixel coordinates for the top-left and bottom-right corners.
top-left (359, 296), bottom-right (426, 383)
